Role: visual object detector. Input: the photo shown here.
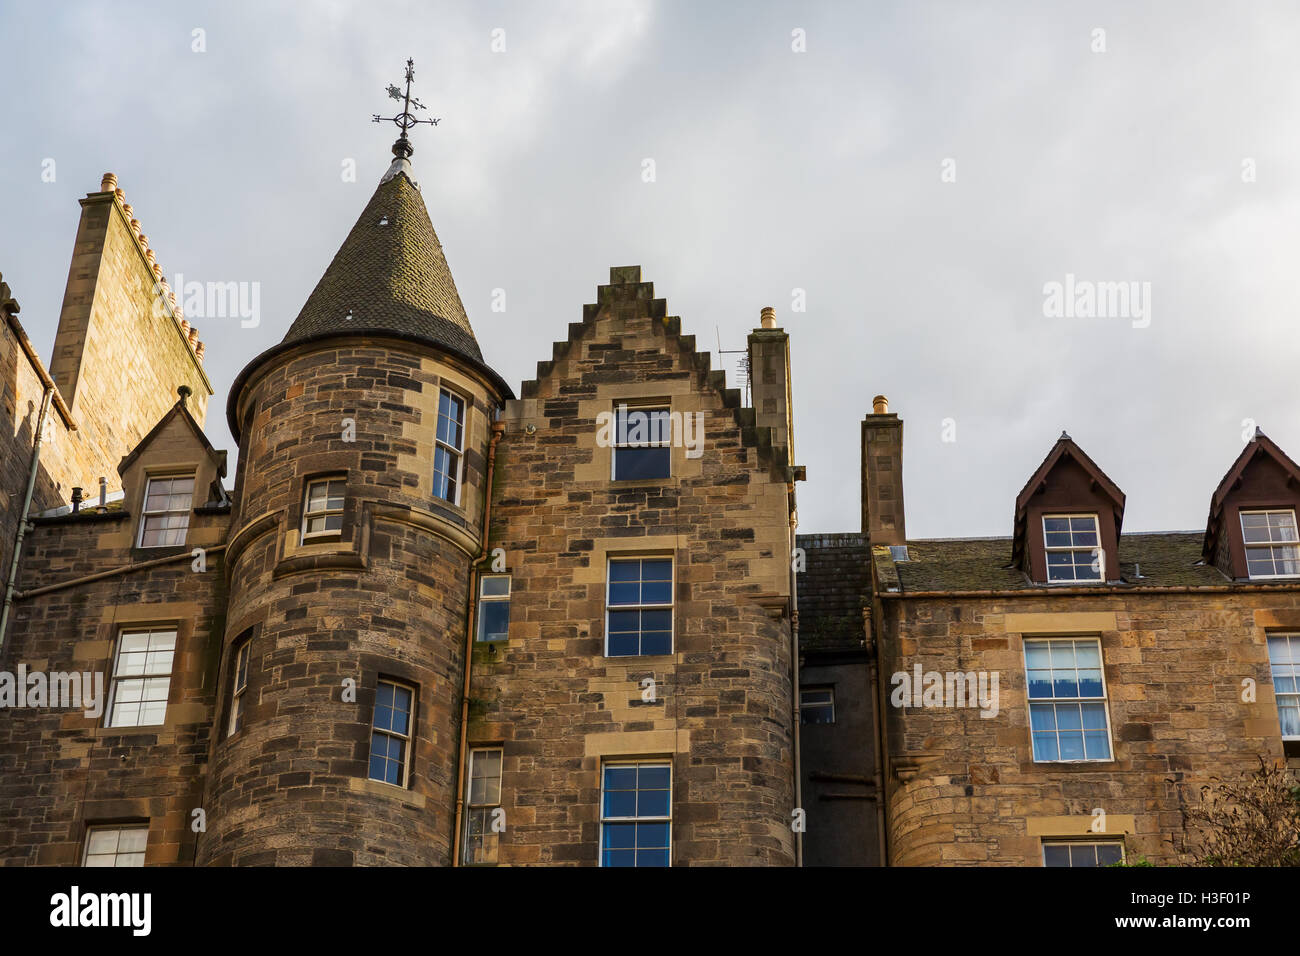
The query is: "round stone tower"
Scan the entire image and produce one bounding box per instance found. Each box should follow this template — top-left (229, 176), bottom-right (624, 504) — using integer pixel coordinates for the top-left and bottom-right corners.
top-left (197, 146), bottom-right (511, 865)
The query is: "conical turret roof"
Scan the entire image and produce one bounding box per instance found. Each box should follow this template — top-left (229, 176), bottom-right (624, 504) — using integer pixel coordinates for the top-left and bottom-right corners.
top-left (227, 161), bottom-right (512, 441)
top-left (282, 165), bottom-right (482, 363)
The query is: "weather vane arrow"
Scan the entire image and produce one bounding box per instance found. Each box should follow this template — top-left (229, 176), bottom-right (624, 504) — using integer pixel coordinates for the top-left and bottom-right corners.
top-left (372, 57), bottom-right (440, 159)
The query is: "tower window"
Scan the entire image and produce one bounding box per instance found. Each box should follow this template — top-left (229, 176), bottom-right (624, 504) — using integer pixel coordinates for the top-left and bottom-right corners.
top-left (1025, 638), bottom-right (1112, 762)
top-left (606, 557), bottom-right (673, 657)
top-left (226, 635), bottom-right (251, 738)
top-left (433, 388), bottom-right (465, 504)
top-left (600, 760), bottom-right (671, 867)
top-left (1042, 514), bottom-right (1103, 583)
top-left (369, 680), bottom-right (414, 787)
top-left (612, 403), bottom-right (671, 480)
top-left (302, 476), bottom-right (346, 539)
top-left (463, 747), bottom-right (503, 865)
top-left (1042, 840), bottom-right (1124, 867)
top-left (138, 475), bottom-right (194, 548)
top-left (107, 628), bottom-right (177, 728)
top-left (1268, 634), bottom-right (1300, 739)
top-left (83, 825), bottom-right (149, 867)
top-left (1241, 510), bottom-right (1300, 578)
top-left (476, 575), bottom-right (511, 642)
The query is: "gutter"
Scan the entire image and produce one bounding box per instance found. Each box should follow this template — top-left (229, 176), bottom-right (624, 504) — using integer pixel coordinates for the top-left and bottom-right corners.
top-left (878, 582), bottom-right (1300, 599)
top-left (15, 545), bottom-right (226, 601)
top-left (452, 421), bottom-right (504, 867)
top-left (0, 384), bottom-right (53, 656)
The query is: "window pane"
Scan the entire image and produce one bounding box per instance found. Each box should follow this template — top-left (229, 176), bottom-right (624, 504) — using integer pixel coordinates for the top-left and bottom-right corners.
top-left (1032, 732), bottom-right (1059, 761)
top-left (481, 576), bottom-right (510, 597)
top-left (1043, 844), bottom-right (1071, 867)
top-left (478, 601), bottom-right (510, 642)
top-left (614, 446), bottom-right (670, 480)
top-left (1095, 843), bottom-right (1123, 866)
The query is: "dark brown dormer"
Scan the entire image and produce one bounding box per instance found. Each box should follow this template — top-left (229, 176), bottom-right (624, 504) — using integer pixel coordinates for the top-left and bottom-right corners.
top-left (1203, 430), bottom-right (1300, 581)
top-left (1011, 433), bottom-right (1125, 584)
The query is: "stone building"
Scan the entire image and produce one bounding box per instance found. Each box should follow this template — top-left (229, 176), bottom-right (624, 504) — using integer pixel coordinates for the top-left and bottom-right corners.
top-left (0, 129), bottom-right (803, 865)
top-left (1, 134), bottom-right (1296, 867)
top-left (859, 408), bottom-right (1300, 866)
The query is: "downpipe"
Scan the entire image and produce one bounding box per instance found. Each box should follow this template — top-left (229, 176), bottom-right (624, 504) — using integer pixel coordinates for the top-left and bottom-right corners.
top-left (0, 383), bottom-right (52, 658)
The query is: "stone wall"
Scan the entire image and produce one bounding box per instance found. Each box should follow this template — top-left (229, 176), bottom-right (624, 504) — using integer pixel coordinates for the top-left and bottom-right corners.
top-left (0, 471), bottom-right (229, 865)
top-left (879, 591), bottom-right (1300, 866)
top-left (200, 337), bottom-right (504, 866)
top-left (470, 268), bottom-right (797, 866)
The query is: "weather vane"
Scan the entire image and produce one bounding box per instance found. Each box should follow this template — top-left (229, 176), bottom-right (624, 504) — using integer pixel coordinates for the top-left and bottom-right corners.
top-left (372, 58), bottom-right (440, 159)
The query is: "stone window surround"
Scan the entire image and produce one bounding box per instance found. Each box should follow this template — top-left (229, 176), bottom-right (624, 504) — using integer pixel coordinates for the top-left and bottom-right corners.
top-left (598, 757), bottom-right (673, 868)
top-left (368, 675), bottom-right (418, 790)
top-left (223, 626), bottom-right (256, 739)
top-left (433, 384), bottom-right (468, 506)
top-left (1021, 634), bottom-right (1117, 765)
top-left (105, 625), bottom-right (179, 730)
top-left (463, 746), bottom-right (504, 866)
top-left (604, 552), bottom-right (675, 658)
top-left (610, 399), bottom-right (673, 482)
top-left (1040, 837), bottom-right (1126, 867)
top-left (82, 822), bottom-right (150, 867)
top-left (300, 474), bottom-right (347, 542)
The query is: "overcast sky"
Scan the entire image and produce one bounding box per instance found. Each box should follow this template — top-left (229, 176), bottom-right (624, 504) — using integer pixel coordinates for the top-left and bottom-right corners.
top-left (3, 1), bottom-right (1298, 538)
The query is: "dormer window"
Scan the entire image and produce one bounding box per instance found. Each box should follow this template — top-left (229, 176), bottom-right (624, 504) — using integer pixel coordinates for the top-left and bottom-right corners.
top-left (138, 475), bottom-right (194, 548)
top-left (1043, 514), bottom-right (1102, 583)
top-left (1240, 509), bottom-right (1300, 579)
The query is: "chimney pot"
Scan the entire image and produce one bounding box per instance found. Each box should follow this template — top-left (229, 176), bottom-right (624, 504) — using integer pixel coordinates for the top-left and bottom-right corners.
top-left (122, 203), bottom-right (133, 218)
top-left (71, 487), bottom-right (83, 513)
top-left (760, 306), bottom-right (777, 330)
top-left (98, 476), bottom-right (108, 510)
top-left (195, 341), bottom-right (205, 360)
top-left (872, 395), bottom-right (889, 415)
top-left (114, 188), bottom-right (125, 202)
top-left (100, 173), bottom-right (117, 193)
top-left (180, 319), bottom-right (190, 334)
top-left (188, 326), bottom-right (199, 346)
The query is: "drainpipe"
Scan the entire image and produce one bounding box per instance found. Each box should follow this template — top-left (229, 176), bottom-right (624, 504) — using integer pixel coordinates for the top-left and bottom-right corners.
top-left (788, 486), bottom-right (803, 867)
top-left (0, 383), bottom-right (53, 657)
top-left (865, 589), bottom-right (890, 865)
top-left (452, 420), bottom-right (505, 867)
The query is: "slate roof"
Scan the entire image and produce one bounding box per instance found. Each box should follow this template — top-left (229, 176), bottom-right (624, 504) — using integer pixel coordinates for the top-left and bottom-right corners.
top-left (227, 166), bottom-right (512, 440)
top-left (887, 531), bottom-right (1229, 592)
top-left (283, 171), bottom-right (481, 363)
top-left (796, 533), bottom-right (870, 653)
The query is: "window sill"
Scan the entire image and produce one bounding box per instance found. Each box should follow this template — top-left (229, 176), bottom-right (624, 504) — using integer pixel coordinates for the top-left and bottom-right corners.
top-left (610, 478), bottom-right (675, 488)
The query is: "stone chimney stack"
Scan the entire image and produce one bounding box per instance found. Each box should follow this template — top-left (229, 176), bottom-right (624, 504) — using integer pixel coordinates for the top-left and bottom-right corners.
top-left (747, 306), bottom-right (793, 468)
top-left (862, 395), bottom-right (906, 544)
